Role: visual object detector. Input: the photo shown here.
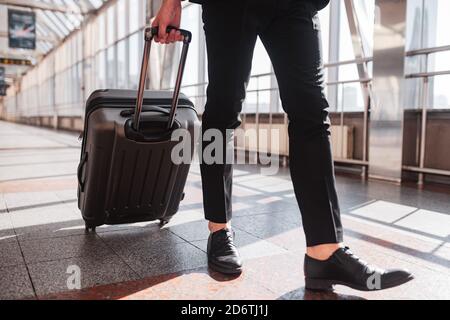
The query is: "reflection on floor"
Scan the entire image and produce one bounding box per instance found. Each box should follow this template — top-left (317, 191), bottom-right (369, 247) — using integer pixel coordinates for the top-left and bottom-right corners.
top-left (0, 121), bottom-right (449, 300)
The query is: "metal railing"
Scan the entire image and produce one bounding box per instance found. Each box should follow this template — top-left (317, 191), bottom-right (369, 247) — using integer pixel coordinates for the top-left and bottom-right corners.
top-left (182, 51), bottom-right (450, 182)
top-left (325, 57), bottom-right (373, 173)
top-left (403, 45), bottom-right (450, 182)
top-left (179, 58), bottom-right (373, 173)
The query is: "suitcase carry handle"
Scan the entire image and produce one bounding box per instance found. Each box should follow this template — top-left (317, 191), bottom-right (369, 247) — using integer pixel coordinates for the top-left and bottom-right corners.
top-left (120, 105), bottom-right (170, 118)
top-left (125, 117), bottom-right (182, 143)
top-left (134, 26), bottom-right (191, 132)
top-left (150, 26), bottom-right (192, 43)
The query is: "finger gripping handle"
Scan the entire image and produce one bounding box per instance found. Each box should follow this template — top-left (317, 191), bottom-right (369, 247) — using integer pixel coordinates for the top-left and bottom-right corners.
top-left (147, 26), bottom-right (192, 43)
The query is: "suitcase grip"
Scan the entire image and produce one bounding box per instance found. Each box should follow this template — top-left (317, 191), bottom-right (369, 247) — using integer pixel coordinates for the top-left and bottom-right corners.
top-left (149, 26), bottom-right (192, 44)
top-left (120, 105), bottom-right (170, 118)
top-left (134, 26), bottom-right (191, 132)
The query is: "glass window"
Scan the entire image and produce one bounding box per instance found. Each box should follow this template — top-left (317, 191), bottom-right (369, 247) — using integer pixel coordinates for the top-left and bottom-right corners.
top-left (89, 0), bottom-right (103, 9)
top-left (338, 83), bottom-right (365, 112)
top-left (319, 4), bottom-right (330, 63)
top-left (243, 91), bottom-right (257, 114)
top-left (428, 51), bottom-right (450, 74)
top-left (353, 0), bottom-right (375, 55)
top-left (334, 1), bottom-right (373, 112)
top-left (106, 46), bottom-right (116, 88)
top-left (339, 5), bottom-right (356, 61)
top-left (107, 4), bottom-right (116, 45)
top-left (84, 21), bottom-right (94, 57)
top-left (422, 0), bottom-right (450, 48)
top-left (76, 33), bottom-right (83, 63)
top-left (39, 78), bottom-right (54, 115)
top-left (180, 4), bottom-right (201, 86)
top-left (404, 78), bottom-right (422, 109)
top-left (96, 50), bottom-right (106, 89)
top-left (405, 0), bottom-right (450, 110)
top-left (406, 0), bottom-right (423, 51)
top-left (84, 57), bottom-right (95, 98)
top-left (76, 63), bottom-right (82, 105)
top-left (117, 0), bottom-right (127, 39)
top-left (251, 39), bottom-right (271, 76)
top-left (128, 33), bottom-right (141, 89)
top-left (129, 0), bottom-right (140, 33)
top-left (407, 0), bottom-right (450, 49)
top-left (97, 13), bottom-right (106, 50)
top-left (117, 39), bottom-right (128, 89)
top-left (429, 75), bottom-right (450, 109)
top-left (54, 73), bottom-right (62, 107)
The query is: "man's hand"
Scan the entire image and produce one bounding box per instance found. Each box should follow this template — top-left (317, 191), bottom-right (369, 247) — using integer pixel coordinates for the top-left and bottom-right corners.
top-left (151, 0), bottom-right (183, 44)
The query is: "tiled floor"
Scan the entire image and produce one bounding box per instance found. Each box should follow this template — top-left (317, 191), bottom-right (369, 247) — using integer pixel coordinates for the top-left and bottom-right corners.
top-left (0, 120), bottom-right (449, 300)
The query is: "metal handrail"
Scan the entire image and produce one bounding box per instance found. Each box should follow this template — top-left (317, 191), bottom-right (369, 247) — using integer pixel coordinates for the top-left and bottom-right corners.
top-left (172, 58), bottom-right (373, 92)
top-left (405, 70), bottom-right (450, 79)
top-left (177, 58), bottom-right (373, 169)
top-left (402, 45), bottom-right (450, 183)
top-left (405, 45), bottom-right (450, 57)
top-left (324, 57), bottom-right (373, 68)
top-left (326, 78), bottom-right (372, 86)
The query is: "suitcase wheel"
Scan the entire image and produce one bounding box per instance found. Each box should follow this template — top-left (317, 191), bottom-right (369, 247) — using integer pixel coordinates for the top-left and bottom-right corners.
top-left (159, 217), bottom-right (172, 227)
top-left (85, 222), bottom-right (96, 233)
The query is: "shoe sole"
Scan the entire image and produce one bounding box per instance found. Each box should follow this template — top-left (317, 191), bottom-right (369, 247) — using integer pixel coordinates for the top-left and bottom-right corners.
top-left (305, 275), bottom-right (415, 292)
top-left (208, 261), bottom-right (243, 275)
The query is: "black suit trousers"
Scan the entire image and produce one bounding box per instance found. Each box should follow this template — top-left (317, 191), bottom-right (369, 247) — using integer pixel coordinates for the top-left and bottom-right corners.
top-left (200, 0), bottom-right (343, 246)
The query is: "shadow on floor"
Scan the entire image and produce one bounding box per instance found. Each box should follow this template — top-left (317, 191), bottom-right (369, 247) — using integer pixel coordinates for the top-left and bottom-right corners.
top-left (0, 173), bottom-right (76, 183)
top-left (278, 288), bottom-right (367, 300)
top-left (1, 162), bottom-right (448, 299)
top-left (1, 182), bottom-right (448, 299)
top-left (38, 267), bottom-right (247, 300)
top-left (1, 198), bottom-right (78, 214)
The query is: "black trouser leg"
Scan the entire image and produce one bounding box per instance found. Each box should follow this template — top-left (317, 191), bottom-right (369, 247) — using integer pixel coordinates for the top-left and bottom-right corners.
top-left (200, 0), bottom-right (343, 246)
top-left (200, 1), bottom-right (257, 223)
top-left (259, 1), bottom-right (343, 246)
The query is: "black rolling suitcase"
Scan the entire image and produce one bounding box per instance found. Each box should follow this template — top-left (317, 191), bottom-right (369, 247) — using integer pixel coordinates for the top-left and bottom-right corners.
top-left (77, 27), bottom-right (199, 231)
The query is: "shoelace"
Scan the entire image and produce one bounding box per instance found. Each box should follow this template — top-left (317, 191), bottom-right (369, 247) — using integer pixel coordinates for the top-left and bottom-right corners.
top-left (215, 230), bottom-right (237, 253)
top-left (343, 247), bottom-right (383, 274)
top-left (343, 247), bottom-right (370, 269)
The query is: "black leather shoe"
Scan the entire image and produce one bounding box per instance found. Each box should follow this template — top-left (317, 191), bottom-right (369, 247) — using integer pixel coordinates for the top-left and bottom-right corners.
top-left (207, 228), bottom-right (243, 275)
top-left (304, 247), bottom-right (414, 292)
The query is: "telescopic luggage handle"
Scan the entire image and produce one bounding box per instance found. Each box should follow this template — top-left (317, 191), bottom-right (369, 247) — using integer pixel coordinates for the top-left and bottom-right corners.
top-left (134, 26), bottom-right (192, 132)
